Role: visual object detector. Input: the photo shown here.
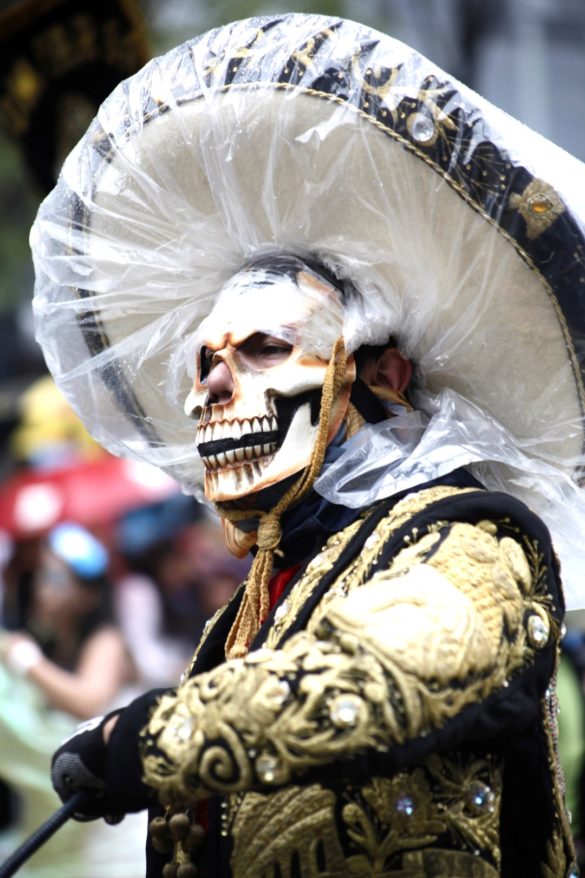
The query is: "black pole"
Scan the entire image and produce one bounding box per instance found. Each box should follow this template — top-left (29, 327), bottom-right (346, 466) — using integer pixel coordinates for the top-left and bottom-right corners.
top-left (0, 791), bottom-right (89, 878)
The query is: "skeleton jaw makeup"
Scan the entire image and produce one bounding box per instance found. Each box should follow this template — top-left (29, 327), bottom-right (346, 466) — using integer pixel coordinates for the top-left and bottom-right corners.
top-left (184, 261), bottom-right (356, 503)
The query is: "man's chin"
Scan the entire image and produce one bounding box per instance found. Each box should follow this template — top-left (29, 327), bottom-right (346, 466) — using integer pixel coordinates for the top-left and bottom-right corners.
top-left (205, 462), bottom-right (305, 509)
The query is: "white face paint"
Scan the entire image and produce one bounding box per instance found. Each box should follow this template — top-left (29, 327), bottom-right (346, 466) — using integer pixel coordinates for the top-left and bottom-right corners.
top-left (184, 263), bottom-right (355, 502)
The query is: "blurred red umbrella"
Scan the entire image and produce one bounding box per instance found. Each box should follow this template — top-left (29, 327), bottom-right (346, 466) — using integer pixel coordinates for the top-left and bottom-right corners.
top-left (0, 456), bottom-right (179, 538)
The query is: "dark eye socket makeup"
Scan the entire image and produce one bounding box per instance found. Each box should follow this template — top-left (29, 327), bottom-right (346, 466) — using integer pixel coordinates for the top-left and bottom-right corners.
top-left (199, 334), bottom-right (293, 381)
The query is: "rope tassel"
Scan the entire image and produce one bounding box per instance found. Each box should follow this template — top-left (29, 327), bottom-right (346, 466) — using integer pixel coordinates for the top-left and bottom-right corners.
top-left (223, 337), bottom-right (348, 659)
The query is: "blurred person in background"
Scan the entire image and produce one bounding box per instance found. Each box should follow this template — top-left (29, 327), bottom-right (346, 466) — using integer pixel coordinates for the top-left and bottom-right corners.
top-left (115, 494), bottom-right (248, 687)
top-left (0, 375), bottom-right (105, 634)
top-left (0, 522), bottom-right (144, 878)
top-left (0, 521), bottom-right (134, 718)
top-left (177, 521), bottom-right (250, 626)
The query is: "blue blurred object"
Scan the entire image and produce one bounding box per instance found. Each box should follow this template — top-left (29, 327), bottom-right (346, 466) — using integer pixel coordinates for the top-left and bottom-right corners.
top-left (48, 522), bottom-right (109, 579)
top-left (118, 493), bottom-right (204, 557)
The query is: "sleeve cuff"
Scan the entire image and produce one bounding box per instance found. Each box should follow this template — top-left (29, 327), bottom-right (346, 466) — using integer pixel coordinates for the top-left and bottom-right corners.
top-left (105, 688), bottom-right (168, 813)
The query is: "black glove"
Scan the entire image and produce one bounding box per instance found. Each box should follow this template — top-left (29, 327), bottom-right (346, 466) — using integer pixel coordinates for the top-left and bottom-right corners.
top-left (51, 711), bottom-right (124, 822)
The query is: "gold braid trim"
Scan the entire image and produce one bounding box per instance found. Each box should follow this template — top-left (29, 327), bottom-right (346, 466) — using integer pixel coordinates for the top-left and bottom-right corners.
top-left (220, 337), bottom-right (348, 660)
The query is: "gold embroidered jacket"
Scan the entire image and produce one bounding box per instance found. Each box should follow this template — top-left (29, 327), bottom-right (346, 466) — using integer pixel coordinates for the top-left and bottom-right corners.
top-left (139, 482), bottom-right (576, 878)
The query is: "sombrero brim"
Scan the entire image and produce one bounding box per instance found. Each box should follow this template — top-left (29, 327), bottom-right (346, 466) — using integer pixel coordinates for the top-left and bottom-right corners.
top-left (31, 13), bottom-right (585, 494)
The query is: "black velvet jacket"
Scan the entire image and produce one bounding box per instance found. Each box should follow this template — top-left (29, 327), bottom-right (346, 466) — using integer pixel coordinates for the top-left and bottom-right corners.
top-left (105, 471), bottom-right (576, 877)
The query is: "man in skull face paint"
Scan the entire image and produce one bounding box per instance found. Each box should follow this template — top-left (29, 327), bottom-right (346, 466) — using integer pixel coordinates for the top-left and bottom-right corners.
top-left (31, 12), bottom-right (584, 878)
top-left (48, 251), bottom-right (575, 878)
top-left (184, 255), bottom-right (358, 506)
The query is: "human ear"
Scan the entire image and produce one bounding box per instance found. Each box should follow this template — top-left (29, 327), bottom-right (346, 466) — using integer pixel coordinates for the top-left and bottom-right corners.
top-left (373, 348), bottom-right (413, 393)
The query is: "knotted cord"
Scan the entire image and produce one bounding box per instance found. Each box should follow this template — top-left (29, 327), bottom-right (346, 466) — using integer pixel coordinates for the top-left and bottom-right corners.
top-left (220, 337), bottom-right (348, 659)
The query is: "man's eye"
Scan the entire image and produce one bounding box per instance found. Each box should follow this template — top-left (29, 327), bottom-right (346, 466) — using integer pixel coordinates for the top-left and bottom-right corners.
top-left (261, 343), bottom-right (289, 355)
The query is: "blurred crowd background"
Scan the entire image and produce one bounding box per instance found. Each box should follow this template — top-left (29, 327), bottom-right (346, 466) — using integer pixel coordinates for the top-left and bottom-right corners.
top-left (0, 0), bottom-right (585, 875)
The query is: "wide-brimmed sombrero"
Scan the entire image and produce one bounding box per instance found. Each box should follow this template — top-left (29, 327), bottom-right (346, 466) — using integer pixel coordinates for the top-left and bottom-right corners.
top-left (31, 15), bottom-right (585, 521)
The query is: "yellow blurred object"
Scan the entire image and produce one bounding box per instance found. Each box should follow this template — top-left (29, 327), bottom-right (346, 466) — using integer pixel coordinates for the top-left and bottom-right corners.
top-left (10, 376), bottom-right (104, 463)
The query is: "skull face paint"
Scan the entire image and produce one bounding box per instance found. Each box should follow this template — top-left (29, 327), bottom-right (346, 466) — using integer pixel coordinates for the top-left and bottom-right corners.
top-left (184, 259), bottom-right (356, 502)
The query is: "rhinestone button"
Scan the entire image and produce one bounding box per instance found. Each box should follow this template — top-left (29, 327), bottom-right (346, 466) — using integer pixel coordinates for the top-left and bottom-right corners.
top-left (395, 795), bottom-right (415, 816)
top-left (465, 781), bottom-right (496, 815)
top-left (175, 717), bottom-right (194, 742)
top-left (329, 694), bottom-right (362, 728)
top-left (409, 112), bottom-right (435, 143)
top-left (246, 648), bottom-right (274, 664)
top-left (255, 753), bottom-right (282, 784)
top-left (527, 612), bottom-right (550, 648)
top-left (267, 679), bottom-right (291, 706)
top-left (528, 193), bottom-right (554, 215)
top-left (274, 601), bottom-right (289, 623)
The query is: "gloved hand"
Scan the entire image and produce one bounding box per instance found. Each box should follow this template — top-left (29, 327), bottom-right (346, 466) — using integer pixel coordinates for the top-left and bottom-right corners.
top-left (51, 711), bottom-right (124, 822)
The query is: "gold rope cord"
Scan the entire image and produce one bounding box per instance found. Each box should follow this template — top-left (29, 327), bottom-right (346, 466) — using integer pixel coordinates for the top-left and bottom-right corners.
top-left (221, 337), bottom-right (348, 659)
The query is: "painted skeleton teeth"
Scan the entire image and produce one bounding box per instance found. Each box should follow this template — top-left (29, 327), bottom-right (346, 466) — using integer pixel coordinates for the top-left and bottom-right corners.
top-left (201, 441), bottom-right (277, 469)
top-left (198, 413), bottom-right (281, 470)
top-left (198, 416), bottom-right (276, 443)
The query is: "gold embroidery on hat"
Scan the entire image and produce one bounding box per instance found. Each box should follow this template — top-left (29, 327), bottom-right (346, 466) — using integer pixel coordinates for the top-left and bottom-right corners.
top-left (510, 179), bottom-right (565, 239)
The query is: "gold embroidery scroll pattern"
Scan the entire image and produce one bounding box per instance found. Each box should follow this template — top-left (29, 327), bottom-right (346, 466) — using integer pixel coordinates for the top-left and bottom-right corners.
top-left (343, 770), bottom-right (446, 874)
top-left (144, 597), bottom-right (512, 808)
top-left (315, 486), bottom-right (478, 609)
top-left (493, 520), bottom-right (562, 670)
top-left (402, 850), bottom-right (500, 877)
top-left (400, 518), bottom-right (555, 679)
top-left (262, 516), bottom-right (366, 649)
top-left (141, 488), bottom-right (492, 802)
top-left (228, 756), bottom-right (501, 878)
top-left (142, 630), bottom-right (411, 804)
top-left (342, 754), bottom-right (502, 874)
top-left (413, 523), bottom-right (527, 661)
top-left (422, 754), bottom-right (501, 861)
top-left (541, 831), bottom-right (574, 878)
top-left (144, 491), bottom-right (540, 809)
top-left (317, 516), bottom-right (548, 739)
top-left (264, 485), bottom-right (479, 648)
top-left (230, 785), bottom-right (347, 878)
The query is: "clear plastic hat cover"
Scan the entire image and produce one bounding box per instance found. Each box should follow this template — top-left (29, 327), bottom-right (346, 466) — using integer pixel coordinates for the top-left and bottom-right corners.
top-left (30, 14), bottom-right (585, 607)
